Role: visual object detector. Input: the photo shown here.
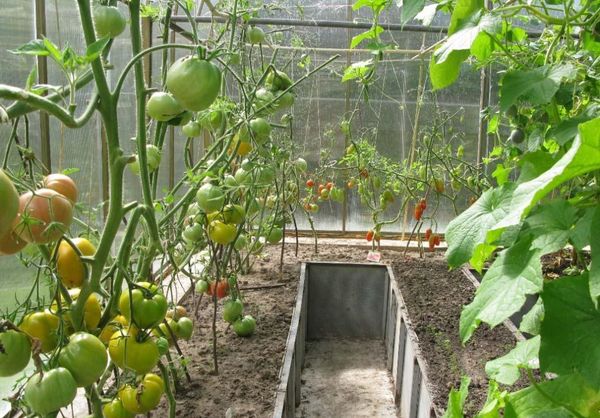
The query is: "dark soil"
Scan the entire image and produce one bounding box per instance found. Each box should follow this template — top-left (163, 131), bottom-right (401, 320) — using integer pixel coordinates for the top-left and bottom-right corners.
top-left (157, 242), bottom-right (521, 418)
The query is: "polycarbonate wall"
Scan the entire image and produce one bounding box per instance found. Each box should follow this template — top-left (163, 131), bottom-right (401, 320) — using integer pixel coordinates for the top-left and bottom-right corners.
top-left (0, 0), bottom-right (483, 239)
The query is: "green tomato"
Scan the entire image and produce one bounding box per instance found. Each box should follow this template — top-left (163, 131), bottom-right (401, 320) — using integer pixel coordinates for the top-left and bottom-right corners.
top-left (146, 144), bottom-right (161, 171)
top-left (275, 92), bottom-right (295, 109)
top-left (234, 168), bottom-right (251, 186)
top-left (246, 26), bottom-right (265, 44)
top-left (166, 56), bottom-right (221, 112)
top-left (223, 175), bottom-right (238, 188)
top-left (223, 299), bottom-right (244, 323)
top-left (103, 399), bottom-right (134, 418)
top-left (266, 69), bottom-right (293, 91)
top-left (182, 121), bottom-right (202, 137)
top-left (58, 332), bottom-right (107, 387)
top-left (195, 279), bottom-right (209, 294)
top-left (249, 118), bottom-right (272, 143)
top-left (223, 204), bottom-right (246, 225)
top-left (0, 330), bottom-right (31, 377)
top-left (196, 183), bottom-right (225, 213)
top-left (0, 169), bottom-right (19, 239)
top-left (146, 92), bottom-right (183, 122)
top-left (294, 158), bottom-right (307, 172)
top-left (253, 88), bottom-right (276, 115)
top-left (175, 317), bottom-right (193, 340)
top-left (120, 373), bottom-right (164, 414)
top-left (330, 187), bottom-right (344, 202)
top-left (233, 315), bottom-right (256, 337)
top-left (119, 282), bottom-right (168, 329)
top-left (266, 227), bottom-right (283, 244)
top-left (166, 110), bottom-right (192, 126)
top-left (228, 52), bottom-right (241, 65)
top-left (182, 223), bottom-right (204, 244)
top-left (24, 368), bottom-right (77, 416)
top-left (156, 337), bottom-right (169, 356)
top-left (108, 327), bottom-right (159, 374)
top-left (93, 5), bottom-right (126, 38)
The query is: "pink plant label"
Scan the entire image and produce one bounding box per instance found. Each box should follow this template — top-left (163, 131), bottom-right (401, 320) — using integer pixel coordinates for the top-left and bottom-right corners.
top-left (367, 251), bottom-right (381, 263)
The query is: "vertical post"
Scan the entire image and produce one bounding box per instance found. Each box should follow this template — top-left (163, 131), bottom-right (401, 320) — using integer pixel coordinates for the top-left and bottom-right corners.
top-left (341, 0), bottom-right (353, 233)
top-left (35, 0), bottom-right (51, 173)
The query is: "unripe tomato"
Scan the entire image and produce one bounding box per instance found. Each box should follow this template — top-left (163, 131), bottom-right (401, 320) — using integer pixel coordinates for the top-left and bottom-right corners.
top-left (208, 280), bottom-right (229, 299)
top-left (319, 188), bottom-right (329, 200)
top-left (233, 315), bottom-right (256, 337)
top-left (166, 56), bottom-right (221, 112)
top-left (246, 26), bottom-right (265, 44)
top-left (249, 118), bottom-right (272, 143)
top-left (208, 220), bottom-right (237, 245)
top-left (182, 223), bottom-right (203, 244)
top-left (275, 92), bottom-right (295, 109)
top-left (223, 299), bottom-right (244, 323)
top-left (57, 238), bottom-right (96, 288)
top-left (99, 315), bottom-right (128, 345)
top-left (182, 121), bottom-right (202, 137)
top-left (196, 183), bottom-right (225, 213)
top-left (119, 282), bottom-right (168, 329)
top-left (120, 373), bottom-right (164, 414)
top-left (223, 204), bottom-right (245, 225)
top-left (43, 173), bottom-right (78, 203)
top-left (294, 158), bottom-right (308, 172)
top-left (146, 92), bottom-right (183, 122)
top-left (166, 305), bottom-right (188, 321)
top-left (13, 189), bottom-right (73, 244)
top-left (53, 288), bottom-right (102, 331)
top-left (309, 203), bottom-right (319, 213)
top-left (19, 311), bottom-right (59, 353)
top-left (155, 318), bottom-right (179, 342)
top-left (108, 327), bottom-right (159, 374)
top-left (174, 317), bottom-right (193, 340)
top-left (156, 337), bottom-right (169, 356)
top-left (58, 332), bottom-right (108, 387)
top-left (0, 230), bottom-right (27, 255)
top-left (195, 279), bottom-right (209, 294)
top-left (266, 227), bottom-right (283, 244)
top-left (433, 179), bottom-right (445, 193)
top-left (0, 169), bottom-right (19, 238)
top-left (0, 330), bottom-right (31, 377)
top-left (93, 5), bottom-right (127, 38)
top-left (103, 399), bottom-right (134, 418)
top-left (266, 69), bottom-right (293, 91)
top-left (253, 88), bottom-right (276, 114)
top-left (24, 368), bottom-right (77, 416)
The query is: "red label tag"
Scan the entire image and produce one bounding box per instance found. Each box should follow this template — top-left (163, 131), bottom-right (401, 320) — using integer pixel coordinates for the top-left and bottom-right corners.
top-left (367, 251), bottom-right (381, 263)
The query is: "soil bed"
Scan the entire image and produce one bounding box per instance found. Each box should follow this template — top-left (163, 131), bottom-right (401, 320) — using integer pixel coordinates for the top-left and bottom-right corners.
top-left (159, 242), bottom-right (520, 417)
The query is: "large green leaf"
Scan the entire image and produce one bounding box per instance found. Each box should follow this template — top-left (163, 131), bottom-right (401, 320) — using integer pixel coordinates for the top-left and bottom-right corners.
top-left (350, 25), bottom-right (384, 49)
top-left (499, 64), bottom-right (576, 111)
top-left (591, 208), bottom-right (600, 307)
top-left (448, 0), bottom-right (484, 35)
top-left (485, 336), bottom-right (540, 385)
top-left (522, 199), bottom-right (579, 254)
top-left (414, 3), bottom-right (438, 26)
top-left (430, 50), bottom-right (469, 90)
top-left (493, 117), bottom-right (600, 232)
top-left (445, 184), bottom-right (515, 267)
top-left (519, 298), bottom-right (544, 336)
top-left (505, 373), bottom-right (600, 418)
top-left (398, 0), bottom-right (426, 24)
top-left (540, 274), bottom-right (600, 388)
top-left (434, 13), bottom-right (500, 64)
top-left (442, 376), bottom-right (471, 418)
top-left (460, 236), bottom-right (543, 343)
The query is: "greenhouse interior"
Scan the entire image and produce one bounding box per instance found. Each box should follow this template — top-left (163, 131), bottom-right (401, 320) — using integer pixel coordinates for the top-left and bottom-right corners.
top-left (0, 0), bottom-right (598, 417)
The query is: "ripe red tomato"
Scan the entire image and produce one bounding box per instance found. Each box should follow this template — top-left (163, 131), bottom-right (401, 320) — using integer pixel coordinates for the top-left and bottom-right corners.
top-left (434, 235), bottom-right (441, 246)
top-left (0, 230), bottom-right (27, 255)
top-left (414, 205), bottom-right (423, 221)
top-left (318, 184), bottom-right (325, 193)
top-left (325, 182), bottom-right (333, 191)
top-left (366, 230), bottom-right (374, 242)
top-left (347, 179), bottom-right (356, 189)
top-left (43, 174), bottom-right (78, 203)
top-left (13, 189), bottom-right (73, 244)
top-left (306, 179), bottom-right (314, 188)
top-left (359, 168), bottom-right (369, 178)
top-left (419, 198), bottom-right (427, 211)
top-left (424, 228), bottom-right (432, 240)
top-left (428, 235), bottom-right (436, 252)
top-left (208, 280), bottom-right (229, 299)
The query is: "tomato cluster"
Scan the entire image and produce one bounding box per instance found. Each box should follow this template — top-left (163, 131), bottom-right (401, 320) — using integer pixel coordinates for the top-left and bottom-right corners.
top-left (414, 198), bottom-right (427, 221)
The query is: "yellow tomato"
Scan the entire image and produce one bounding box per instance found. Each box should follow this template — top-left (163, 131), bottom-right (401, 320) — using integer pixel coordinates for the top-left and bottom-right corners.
top-left (99, 315), bottom-right (128, 345)
top-left (56, 238), bottom-right (96, 288)
top-left (19, 311), bottom-right (60, 353)
top-left (51, 289), bottom-right (102, 331)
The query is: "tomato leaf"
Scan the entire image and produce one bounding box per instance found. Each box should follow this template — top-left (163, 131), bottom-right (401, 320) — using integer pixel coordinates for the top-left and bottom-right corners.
top-left (10, 39), bottom-right (51, 56)
top-left (499, 64), bottom-right (577, 111)
top-left (460, 236), bottom-right (543, 343)
top-left (442, 375), bottom-right (471, 418)
top-left (505, 372), bottom-right (600, 418)
top-left (540, 274), bottom-right (600, 388)
top-left (85, 37), bottom-right (110, 62)
top-left (485, 336), bottom-right (540, 385)
top-left (445, 183), bottom-right (515, 267)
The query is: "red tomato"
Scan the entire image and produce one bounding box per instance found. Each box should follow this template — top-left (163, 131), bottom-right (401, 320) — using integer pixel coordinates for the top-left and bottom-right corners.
top-left (359, 168), bottom-right (369, 179)
top-left (419, 198), bottom-right (427, 211)
top-left (325, 182), bottom-right (333, 191)
top-left (306, 180), bottom-right (314, 188)
top-left (0, 231), bottom-right (27, 255)
top-left (318, 184), bottom-right (325, 193)
top-left (434, 235), bottom-right (441, 246)
top-left (424, 228), bottom-right (432, 240)
top-left (366, 230), bottom-right (374, 242)
top-left (43, 174), bottom-right (78, 203)
top-left (13, 189), bottom-right (73, 244)
top-left (414, 205), bottom-right (423, 221)
top-left (428, 235), bottom-right (436, 252)
top-left (208, 280), bottom-right (229, 299)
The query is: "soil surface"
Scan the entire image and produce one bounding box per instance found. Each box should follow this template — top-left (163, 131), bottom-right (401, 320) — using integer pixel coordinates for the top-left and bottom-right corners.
top-left (157, 242), bottom-right (521, 417)
top-left (296, 339), bottom-right (398, 418)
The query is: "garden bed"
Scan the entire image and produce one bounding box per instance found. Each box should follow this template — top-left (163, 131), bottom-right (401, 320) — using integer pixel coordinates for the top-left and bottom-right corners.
top-left (158, 242), bottom-right (521, 417)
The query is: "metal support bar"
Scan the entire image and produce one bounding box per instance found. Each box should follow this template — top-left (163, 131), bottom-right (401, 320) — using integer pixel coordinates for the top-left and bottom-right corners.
top-left (35, 0), bottom-right (51, 173)
top-left (172, 16), bottom-right (449, 33)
